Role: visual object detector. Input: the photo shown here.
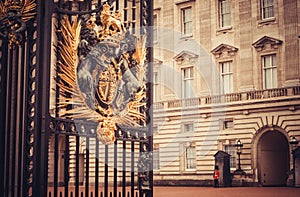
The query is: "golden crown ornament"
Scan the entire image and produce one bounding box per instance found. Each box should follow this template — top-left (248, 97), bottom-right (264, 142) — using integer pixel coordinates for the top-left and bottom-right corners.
top-left (55, 3), bottom-right (147, 145)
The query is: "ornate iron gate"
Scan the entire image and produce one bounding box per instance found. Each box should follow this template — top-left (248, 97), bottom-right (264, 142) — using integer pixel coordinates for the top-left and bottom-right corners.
top-left (0, 0), bottom-right (153, 197)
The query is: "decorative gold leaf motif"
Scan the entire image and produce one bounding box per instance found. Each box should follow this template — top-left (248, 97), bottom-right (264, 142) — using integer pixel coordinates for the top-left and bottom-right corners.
top-left (55, 3), bottom-right (147, 145)
top-left (0, 0), bottom-right (36, 48)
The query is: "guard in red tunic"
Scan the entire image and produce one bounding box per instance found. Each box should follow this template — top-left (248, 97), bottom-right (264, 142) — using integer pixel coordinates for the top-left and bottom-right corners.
top-left (213, 165), bottom-right (220, 188)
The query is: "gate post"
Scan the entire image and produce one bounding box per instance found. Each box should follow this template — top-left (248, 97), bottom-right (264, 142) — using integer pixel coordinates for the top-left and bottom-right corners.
top-left (31, 0), bottom-right (53, 196)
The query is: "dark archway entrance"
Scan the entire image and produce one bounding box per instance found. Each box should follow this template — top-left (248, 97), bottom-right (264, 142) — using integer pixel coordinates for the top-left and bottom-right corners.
top-left (258, 130), bottom-right (289, 186)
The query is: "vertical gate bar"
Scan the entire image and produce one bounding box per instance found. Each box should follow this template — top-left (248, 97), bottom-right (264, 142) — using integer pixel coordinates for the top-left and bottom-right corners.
top-left (78, 1), bottom-right (83, 11)
top-left (85, 136), bottom-right (90, 197)
top-left (116, 0), bottom-right (119, 10)
top-left (7, 47), bottom-right (16, 197)
top-left (138, 142), bottom-right (142, 197)
top-left (3, 49), bottom-right (10, 196)
top-left (98, 0), bottom-right (101, 7)
top-left (113, 140), bottom-right (118, 197)
top-left (17, 45), bottom-right (26, 197)
top-left (124, 0), bottom-right (128, 27)
top-left (95, 136), bottom-right (99, 197)
top-left (88, 0), bottom-right (92, 10)
top-left (122, 141), bottom-right (126, 197)
top-left (56, 0), bottom-right (63, 117)
top-left (33, 0), bottom-right (53, 195)
top-left (6, 48), bottom-right (12, 197)
top-left (130, 141), bottom-right (134, 197)
top-left (104, 145), bottom-right (108, 197)
top-left (54, 134), bottom-right (59, 197)
top-left (145, 0), bottom-right (154, 196)
top-left (4, 47), bottom-right (11, 197)
top-left (22, 24), bottom-right (33, 196)
top-left (65, 134), bottom-right (70, 196)
top-left (0, 39), bottom-right (8, 197)
top-left (11, 47), bottom-right (18, 197)
top-left (75, 135), bottom-right (80, 197)
top-left (54, 1), bottom-right (63, 196)
top-left (54, 0), bottom-right (62, 194)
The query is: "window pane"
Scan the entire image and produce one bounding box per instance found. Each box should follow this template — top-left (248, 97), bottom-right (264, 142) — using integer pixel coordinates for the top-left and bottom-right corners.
top-left (225, 145), bottom-right (236, 168)
top-left (182, 67), bottom-right (194, 98)
top-left (220, 61), bottom-right (233, 94)
top-left (186, 146), bottom-right (196, 169)
top-left (262, 0), bottom-right (274, 19)
top-left (264, 68), bottom-right (272, 89)
top-left (272, 67), bottom-right (277, 87)
top-left (219, 0), bottom-right (231, 27)
top-left (182, 7), bottom-right (192, 34)
top-left (263, 55), bottom-right (277, 89)
top-left (184, 123), bottom-right (193, 132)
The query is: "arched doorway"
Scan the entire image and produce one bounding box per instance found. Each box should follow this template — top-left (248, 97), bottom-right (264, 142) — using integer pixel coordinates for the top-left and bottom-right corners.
top-left (258, 130), bottom-right (289, 186)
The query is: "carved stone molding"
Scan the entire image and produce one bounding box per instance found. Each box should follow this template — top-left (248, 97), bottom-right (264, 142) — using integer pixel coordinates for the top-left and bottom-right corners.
top-left (174, 50), bottom-right (198, 64)
top-left (211, 43), bottom-right (238, 59)
top-left (252, 36), bottom-right (283, 52)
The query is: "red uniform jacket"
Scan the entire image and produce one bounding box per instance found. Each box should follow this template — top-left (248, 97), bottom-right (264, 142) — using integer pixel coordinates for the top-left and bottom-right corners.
top-left (214, 170), bottom-right (220, 180)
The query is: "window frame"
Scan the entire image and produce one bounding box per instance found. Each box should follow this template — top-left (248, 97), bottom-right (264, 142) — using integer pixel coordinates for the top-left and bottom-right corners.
top-left (181, 6), bottom-right (193, 36)
top-left (220, 61), bottom-right (233, 94)
top-left (219, 0), bottom-right (231, 28)
top-left (182, 122), bottom-right (194, 133)
top-left (181, 66), bottom-right (194, 98)
top-left (224, 144), bottom-right (237, 170)
top-left (223, 119), bottom-right (233, 129)
top-left (185, 143), bottom-right (196, 170)
top-left (261, 0), bottom-right (274, 20)
top-left (262, 54), bottom-right (277, 89)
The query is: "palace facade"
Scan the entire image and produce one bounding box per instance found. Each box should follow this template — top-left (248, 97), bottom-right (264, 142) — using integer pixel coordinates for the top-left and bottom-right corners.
top-left (152, 0), bottom-right (300, 186)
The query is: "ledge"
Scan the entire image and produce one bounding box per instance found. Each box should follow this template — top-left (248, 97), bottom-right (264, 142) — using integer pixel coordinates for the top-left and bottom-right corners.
top-left (153, 86), bottom-right (300, 110)
top-left (257, 17), bottom-right (276, 27)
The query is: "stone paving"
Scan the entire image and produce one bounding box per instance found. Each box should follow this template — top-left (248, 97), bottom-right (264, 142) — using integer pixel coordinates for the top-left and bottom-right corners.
top-left (153, 186), bottom-right (300, 197)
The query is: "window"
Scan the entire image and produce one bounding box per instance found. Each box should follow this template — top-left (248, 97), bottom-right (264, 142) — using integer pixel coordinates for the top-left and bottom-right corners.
top-left (153, 145), bottom-right (160, 170)
top-left (261, 0), bottom-right (274, 19)
top-left (185, 144), bottom-right (196, 169)
top-left (262, 54), bottom-right (277, 89)
top-left (224, 145), bottom-right (236, 169)
top-left (182, 67), bottom-right (194, 98)
top-left (220, 61), bottom-right (233, 94)
top-left (219, 0), bottom-right (231, 28)
top-left (153, 14), bottom-right (158, 42)
top-left (223, 119), bottom-right (233, 129)
top-left (183, 123), bottom-right (194, 133)
top-left (182, 7), bottom-right (192, 35)
top-left (153, 72), bottom-right (158, 101)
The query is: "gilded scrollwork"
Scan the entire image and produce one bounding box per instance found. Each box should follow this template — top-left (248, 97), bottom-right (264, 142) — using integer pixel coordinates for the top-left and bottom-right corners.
top-left (0, 0), bottom-right (36, 48)
top-left (55, 2), bottom-right (147, 145)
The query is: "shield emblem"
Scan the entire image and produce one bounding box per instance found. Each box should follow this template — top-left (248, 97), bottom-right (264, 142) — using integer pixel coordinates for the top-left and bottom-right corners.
top-left (96, 65), bottom-right (119, 106)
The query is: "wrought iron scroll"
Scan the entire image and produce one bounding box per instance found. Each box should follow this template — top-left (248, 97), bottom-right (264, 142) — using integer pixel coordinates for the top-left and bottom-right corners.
top-left (0, 0), bottom-right (36, 48)
top-left (51, 0), bottom-right (153, 197)
top-left (54, 2), bottom-right (147, 145)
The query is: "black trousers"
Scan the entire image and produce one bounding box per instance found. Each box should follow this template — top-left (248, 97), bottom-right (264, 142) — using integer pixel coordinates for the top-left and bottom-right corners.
top-left (214, 179), bottom-right (219, 187)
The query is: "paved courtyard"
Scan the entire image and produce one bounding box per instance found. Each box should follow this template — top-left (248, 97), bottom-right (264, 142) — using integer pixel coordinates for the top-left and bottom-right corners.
top-left (153, 186), bottom-right (300, 197)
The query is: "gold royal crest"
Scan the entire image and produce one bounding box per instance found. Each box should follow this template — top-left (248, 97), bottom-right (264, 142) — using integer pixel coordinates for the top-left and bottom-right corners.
top-left (55, 2), bottom-right (147, 145)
